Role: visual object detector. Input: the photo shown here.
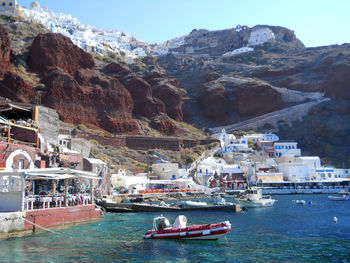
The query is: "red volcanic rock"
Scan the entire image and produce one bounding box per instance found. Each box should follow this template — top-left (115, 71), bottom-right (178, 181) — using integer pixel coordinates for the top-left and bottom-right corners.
top-left (144, 70), bottom-right (183, 121)
top-left (28, 33), bottom-right (95, 75)
top-left (104, 62), bottom-right (165, 118)
top-left (41, 69), bottom-right (139, 133)
top-left (325, 65), bottom-right (350, 100)
top-left (150, 113), bottom-right (177, 134)
top-left (236, 84), bottom-right (281, 116)
top-left (199, 77), bottom-right (281, 120)
top-left (0, 25), bottom-right (11, 73)
top-left (198, 83), bottom-right (227, 121)
top-left (0, 71), bottom-right (34, 104)
top-left (104, 62), bottom-right (152, 99)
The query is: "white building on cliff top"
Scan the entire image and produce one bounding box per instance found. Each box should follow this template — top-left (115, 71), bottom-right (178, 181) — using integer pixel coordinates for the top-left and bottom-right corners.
top-left (249, 28), bottom-right (275, 46)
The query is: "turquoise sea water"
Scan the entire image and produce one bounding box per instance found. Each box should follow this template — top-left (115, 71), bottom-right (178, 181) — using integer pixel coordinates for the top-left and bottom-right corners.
top-left (1, 195), bottom-right (350, 262)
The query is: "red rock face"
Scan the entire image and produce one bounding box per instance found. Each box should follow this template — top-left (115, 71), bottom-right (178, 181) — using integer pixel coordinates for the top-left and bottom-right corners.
top-left (0, 25), bottom-right (11, 73)
top-left (104, 62), bottom-right (165, 118)
top-left (198, 84), bottom-right (228, 121)
top-left (144, 71), bottom-right (183, 121)
top-left (41, 69), bottom-right (139, 134)
top-left (28, 33), bottom-right (95, 75)
top-left (325, 65), bottom-right (350, 100)
top-left (0, 71), bottom-right (34, 104)
top-left (199, 77), bottom-right (281, 120)
top-left (150, 113), bottom-right (178, 134)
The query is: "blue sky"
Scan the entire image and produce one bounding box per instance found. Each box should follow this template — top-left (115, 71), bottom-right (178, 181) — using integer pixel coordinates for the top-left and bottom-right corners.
top-left (19, 0), bottom-right (349, 47)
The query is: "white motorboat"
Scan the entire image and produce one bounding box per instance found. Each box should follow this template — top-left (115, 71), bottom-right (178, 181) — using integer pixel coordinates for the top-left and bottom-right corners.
top-left (294, 200), bottom-right (306, 204)
top-left (236, 187), bottom-right (277, 208)
top-left (328, 195), bottom-right (350, 201)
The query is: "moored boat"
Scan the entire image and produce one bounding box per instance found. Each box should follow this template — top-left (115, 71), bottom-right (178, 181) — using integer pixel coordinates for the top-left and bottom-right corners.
top-left (144, 215), bottom-right (231, 240)
top-left (328, 195), bottom-right (350, 201)
top-left (236, 187), bottom-right (276, 208)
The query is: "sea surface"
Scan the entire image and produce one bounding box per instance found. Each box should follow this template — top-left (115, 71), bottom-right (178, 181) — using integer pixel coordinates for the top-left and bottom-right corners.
top-left (0, 195), bottom-right (350, 263)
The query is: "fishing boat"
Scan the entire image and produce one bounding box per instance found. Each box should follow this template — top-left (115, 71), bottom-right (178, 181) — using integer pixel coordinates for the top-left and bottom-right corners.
top-left (236, 187), bottom-right (276, 208)
top-left (328, 195), bottom-right (350, 201)
top-left (144, 215), bottom-right (231, 240)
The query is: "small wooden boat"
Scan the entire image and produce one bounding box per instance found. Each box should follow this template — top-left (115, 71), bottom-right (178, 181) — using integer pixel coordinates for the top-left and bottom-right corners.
top-left (144, 215), bottom-right (231, 240)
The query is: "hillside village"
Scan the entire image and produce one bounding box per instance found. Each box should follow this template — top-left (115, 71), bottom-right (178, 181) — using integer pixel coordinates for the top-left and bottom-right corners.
top-left (0, 0), bottom-right (350, 241)
top-left (0, 0), bottom-right (279, 62)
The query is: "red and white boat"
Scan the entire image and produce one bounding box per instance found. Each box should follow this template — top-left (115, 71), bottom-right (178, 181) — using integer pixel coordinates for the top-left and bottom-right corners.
top-left (144, 215), bottom-right (231, 240)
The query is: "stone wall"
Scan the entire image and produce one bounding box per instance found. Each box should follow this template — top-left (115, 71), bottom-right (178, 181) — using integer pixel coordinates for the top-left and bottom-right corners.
top-left (74, 131), bottom-right (218, 151)
top-left (37, 106), bottom-right (59, 146)
top-left (0, 212), bottom-right (25, 239)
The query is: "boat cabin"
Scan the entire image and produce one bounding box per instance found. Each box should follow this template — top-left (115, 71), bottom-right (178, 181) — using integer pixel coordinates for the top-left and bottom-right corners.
top-left (153, 215), bottom-right (187, 231)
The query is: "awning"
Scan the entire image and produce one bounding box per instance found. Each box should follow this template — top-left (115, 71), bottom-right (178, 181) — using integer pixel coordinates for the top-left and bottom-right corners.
top-left (0, 168), bottom-right (102, 180)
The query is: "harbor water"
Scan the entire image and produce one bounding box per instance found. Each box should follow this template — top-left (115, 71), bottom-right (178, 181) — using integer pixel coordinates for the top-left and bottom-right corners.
top-left (1, 195), bottom-right (350, 262)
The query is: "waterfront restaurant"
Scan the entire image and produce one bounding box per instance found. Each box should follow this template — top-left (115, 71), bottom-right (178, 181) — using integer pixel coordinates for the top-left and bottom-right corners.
top-left (0, 168), bottom-right (102, 240)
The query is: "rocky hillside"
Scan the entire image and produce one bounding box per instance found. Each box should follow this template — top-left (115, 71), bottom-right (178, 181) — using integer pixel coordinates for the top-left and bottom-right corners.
top-left (154, 25), bottom-right (350, 166)
top-left (0, 16), bottom-right (189, 137)
top-left (1, 14), bottom-right (350, 166)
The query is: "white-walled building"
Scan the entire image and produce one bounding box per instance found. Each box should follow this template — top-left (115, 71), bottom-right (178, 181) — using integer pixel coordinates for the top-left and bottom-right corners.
top-left (110, 169), bottom-right (148, 192)
top-left (248, 28), bottom-right (275, 46)
top-left (278, 163), bottom-right (311, 181)
top-left (274, 142), bottom-right (301, 157)
top-left (334, 168), bottom-right (350, 178)
top-left (152, 163), bottom-right (179, 180)
top-left (243, 133), bottom-right (279, 142)
top-left (19, 1), bottom-right (152, 62)
top-left (222, 46), bottom-right (254, 57)
top-left (218, 129), bottom-right (249, 153)
top-left (277, 156), bottom-right (323, 181)
top-left (196, 157), bottom-right (226, 186)
top-left (0, 0), bottom-right (17, 16)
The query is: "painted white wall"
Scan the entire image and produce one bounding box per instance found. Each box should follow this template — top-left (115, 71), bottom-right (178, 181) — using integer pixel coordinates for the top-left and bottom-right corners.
top-left (5, 150), bottom-right (35, 171)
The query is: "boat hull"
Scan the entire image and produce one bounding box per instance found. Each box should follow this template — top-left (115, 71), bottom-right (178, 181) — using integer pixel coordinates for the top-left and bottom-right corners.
top-left (238, 199), bottom-right (276, 208)
top-left (144, 222), bottom-right (230, 240)
top-left (328, 196), bottom-right (350, 201)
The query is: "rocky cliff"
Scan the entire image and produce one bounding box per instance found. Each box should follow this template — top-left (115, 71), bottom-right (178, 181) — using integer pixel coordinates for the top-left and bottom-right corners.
top-left (0, 18), bottom-right (184, 135)
top-left (155, 26), bottom-right (350, 165)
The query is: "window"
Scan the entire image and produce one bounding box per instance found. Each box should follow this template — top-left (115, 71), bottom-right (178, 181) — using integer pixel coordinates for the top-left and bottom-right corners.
top-left (2, 3), bottom-right (5, 6)
top-left (19, 159), bottom-right (24, 170)
top-left (199, 169), bottom-right (202, 173)
top-left (9, 3), bottom-right (12, 6)
top-left (346, 170), bottom-right (349, 174)
top-left (96, 166), bottom-right (100, 173)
